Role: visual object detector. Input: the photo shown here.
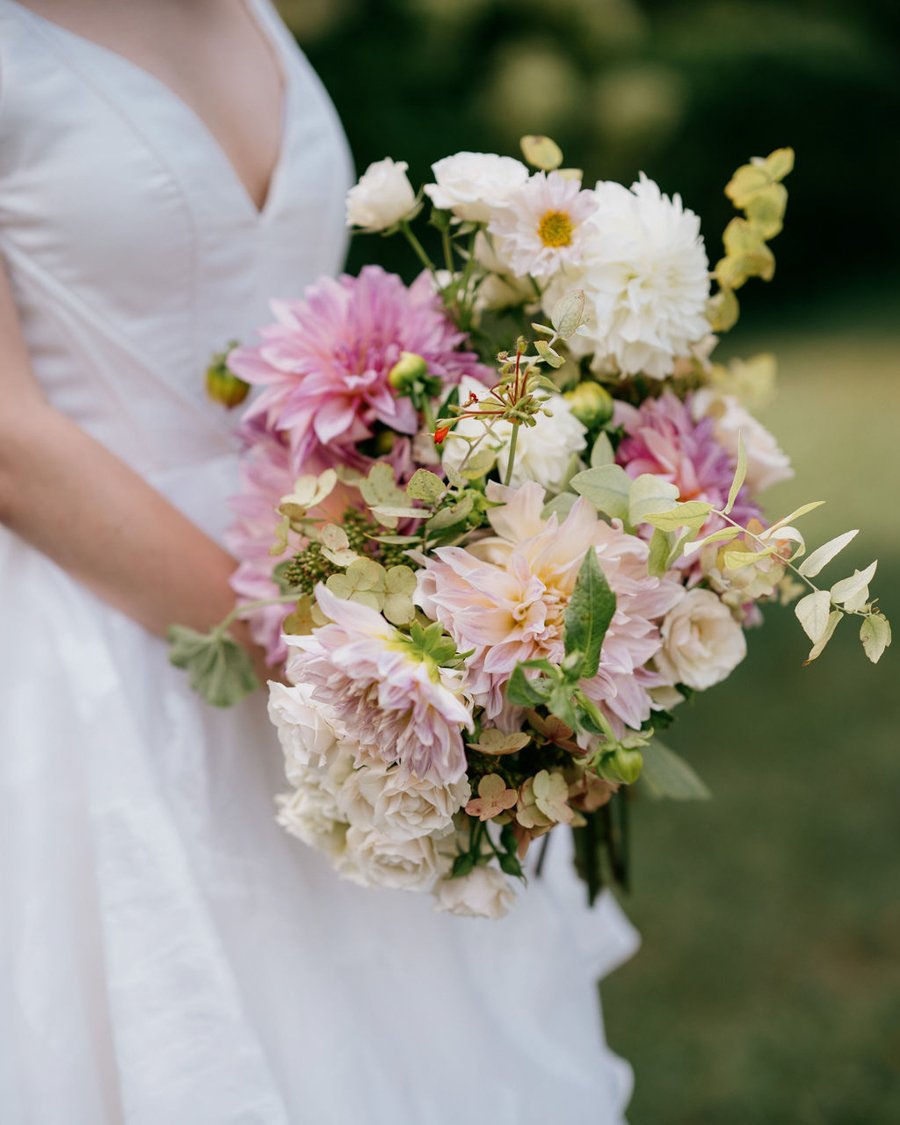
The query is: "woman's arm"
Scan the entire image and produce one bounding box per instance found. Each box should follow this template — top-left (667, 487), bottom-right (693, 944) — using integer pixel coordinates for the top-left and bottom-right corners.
top-left (0, 260), bottom-right (274, 683)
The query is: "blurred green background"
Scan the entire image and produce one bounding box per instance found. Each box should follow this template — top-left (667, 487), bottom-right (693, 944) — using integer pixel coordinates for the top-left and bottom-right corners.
top-left (281, 2), bottom-right (900, 1120)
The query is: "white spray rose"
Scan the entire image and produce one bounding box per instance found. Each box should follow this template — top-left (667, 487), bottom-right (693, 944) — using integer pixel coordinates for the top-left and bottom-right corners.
top-left (656, 588), bottom-right (747, 692)
top-left (346, 157), bottom-right (418, 232)
top-left (339, 764), bottom-right (470, 843)
top-left (441, 377), bottom-right (587, 493)
top-left (337, 825), bottom-right (441, 892)
top-left (275, 751), bottom-right (354, 859)
top-left (693, 389), bottom-right (793, 494)
top-left (433, 866), bottom-right (517, 919)
top-left (268, 681), bottom-right (345, 776)
top-left (424, 152), bottom-right (529, 223)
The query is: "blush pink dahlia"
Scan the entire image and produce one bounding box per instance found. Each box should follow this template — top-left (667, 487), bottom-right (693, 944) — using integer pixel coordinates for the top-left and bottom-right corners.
top-left (616, 392), bottom-right (761, 529)
top-left (225, 425), bottom-right (294, 664)
top-left (415, 482), bottom-right (684, 732)
top-left (286, 585), bottom-right (473, 786)
top-left (229, 265), bottom-right (489, 463)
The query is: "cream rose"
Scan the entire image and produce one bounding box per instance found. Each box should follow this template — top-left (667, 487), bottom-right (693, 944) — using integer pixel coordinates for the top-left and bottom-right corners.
top-left (339, 764), bottom-right (470, 843)
top-left (268, 681), bottom-right (345, 776)
top-left (338, 826), bottom-right (441, 892)
top-left (346, 157), bottom-right (418, 232)
top-left (424, 152), bottom-right (528, 223)
top-left (693, 389), bottom-right (793, 494)
top-left (433, 866), bottom-right (516, 919)
top-left (275, 752), bottom-right (354, 858)
top-left (656, 588), bottom-right (747, 691)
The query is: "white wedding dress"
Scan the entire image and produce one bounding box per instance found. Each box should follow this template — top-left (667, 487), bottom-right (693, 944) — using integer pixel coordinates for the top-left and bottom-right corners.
top-left (0, 2), bottom-right (639, 1122)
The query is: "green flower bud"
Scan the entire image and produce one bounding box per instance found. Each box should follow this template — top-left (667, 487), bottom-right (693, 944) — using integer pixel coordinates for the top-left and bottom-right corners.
top-left (608, 747), bottom-right (643, 785)
top-left (564, 381), bottom-right (614, 428)
top-left (205, 345), bottom-right (250, 409)
top-left (388, 351), bottom-right (429, 392)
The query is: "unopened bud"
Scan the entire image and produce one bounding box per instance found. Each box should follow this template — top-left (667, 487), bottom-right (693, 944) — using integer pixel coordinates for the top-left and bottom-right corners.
top-left (388, 351), bottom-right (429, 392)
top-left (564, 381), bottom-right (613, 428)
top-left (205, 345), bottom-right (249, 409)
top-left (608, 747), bottom-right (643, 785)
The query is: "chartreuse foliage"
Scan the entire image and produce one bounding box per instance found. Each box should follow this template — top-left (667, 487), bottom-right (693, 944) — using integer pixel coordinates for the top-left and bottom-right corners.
top-left (707, 148), bottom-right (794, 334)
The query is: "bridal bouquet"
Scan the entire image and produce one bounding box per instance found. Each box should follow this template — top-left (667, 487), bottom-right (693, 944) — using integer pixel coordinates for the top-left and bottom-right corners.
top-left (171, 138), bottom-right (890, 918)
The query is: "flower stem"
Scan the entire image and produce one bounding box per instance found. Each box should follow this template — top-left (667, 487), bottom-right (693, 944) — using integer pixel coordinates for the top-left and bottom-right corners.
top-left (503, 422), bottom-right (520, 486)
top-left (215, 593), bottom-right (301, 637)
top-left (401, 221), bottom-right (437, 277)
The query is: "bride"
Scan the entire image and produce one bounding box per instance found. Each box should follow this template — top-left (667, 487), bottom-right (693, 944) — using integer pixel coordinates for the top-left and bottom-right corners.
top-left (0, 1), bottom-right (639, 1120)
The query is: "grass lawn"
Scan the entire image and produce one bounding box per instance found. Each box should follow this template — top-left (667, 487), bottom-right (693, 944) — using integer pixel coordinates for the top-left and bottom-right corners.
top-left (601, 296), bottom-right (900, 1124)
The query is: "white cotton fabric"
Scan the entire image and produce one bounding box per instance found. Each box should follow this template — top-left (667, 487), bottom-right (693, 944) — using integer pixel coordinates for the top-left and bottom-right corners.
top-left (0, 2), bottom-right (639, 1121)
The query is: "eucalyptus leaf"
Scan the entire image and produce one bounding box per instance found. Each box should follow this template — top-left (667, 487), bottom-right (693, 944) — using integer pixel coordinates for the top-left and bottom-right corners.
top-left (724, 431), bottom-right (747, 515)
top-left (860, 614), bottom-right (891, 664)
top-left (628, 474), bottom-right (680, 526)
top-left (570, 464), bottom-right (631, 521)
top-left (794, 590), bottom-right (832, 645)
top-left (590, 432), bottom-right (615, 469)
top-left (639, 740), bottom-right (711, 801)
top-left (798, 530), bottom-right (859, 578)
top-left (805, 609), bottom-right (842, 664)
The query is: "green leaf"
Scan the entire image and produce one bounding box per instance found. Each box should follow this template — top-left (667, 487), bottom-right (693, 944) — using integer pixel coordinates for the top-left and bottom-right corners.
top-left (406, 468), bottom-right (445, 503)
top-left (706, 286), bottom-right (740, 333)
top-left (721, 546), bottom-right (777, 572)
top-left (570, 464), bottom-right (631, 521)
top-left (425, 494), bottom-right (475, 532)
top-left (535, 340), bottom-right (564, 368)
top-left (805, 609), bottom-right (842, 664)
top-left (797, 530), bottom-right (859, 578)
top-left (499, 852), bottom-right (524, 878)
top-left (168, 624), bottom-right (259, 708)
top-left (794, 590), bottom-right (832, 645)
top-left (647, 528), bottom-right (671, 578)
top-left (764, 501), bottom-right (826, 536)
top-left (520, 134), bottom-right (564, 171)
top-left (590, 431), bottom-right (615, 469)
top-left (564, 548), bottom-right (617, 680)
top-left (860, 613), bottom-right (891, 664)
top-left (724, 431), bottom-right (747, 515)
top-left (639, 740), bottom-right (711, 801)
top-left (642, 501), bottom-right (713, 533)
top-left (628, 474), bottom-right (680, 526)
top-left (507, 664), bottom-right (551, 707)
top-left (547, 683), bottom-right (579, 731)
top-left (830, 561), bottom-right (877, 612)
top-left (550, 289), bottom-right (586, 339)
top-left (542, 492), bottom-right (577, 520)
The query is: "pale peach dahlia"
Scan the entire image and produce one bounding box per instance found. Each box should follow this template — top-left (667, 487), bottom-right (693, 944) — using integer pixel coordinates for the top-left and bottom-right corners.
top-left (286, 585), bottom-right (473, 786)
top-left (415, 482), bottom-right (684, 732)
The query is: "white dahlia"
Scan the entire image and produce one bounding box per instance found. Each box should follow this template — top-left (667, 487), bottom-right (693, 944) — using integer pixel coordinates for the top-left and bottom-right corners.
top-left (546, 173), bottom-right (710, 379)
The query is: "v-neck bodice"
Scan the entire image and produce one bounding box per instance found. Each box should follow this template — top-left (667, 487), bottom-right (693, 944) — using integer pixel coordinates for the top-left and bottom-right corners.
top-left (0, 0), bottom-right (353, 513)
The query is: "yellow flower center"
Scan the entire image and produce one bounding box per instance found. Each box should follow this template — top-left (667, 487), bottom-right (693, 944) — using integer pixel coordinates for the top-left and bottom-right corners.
top-left (537, 209), bottom-right (574, 248)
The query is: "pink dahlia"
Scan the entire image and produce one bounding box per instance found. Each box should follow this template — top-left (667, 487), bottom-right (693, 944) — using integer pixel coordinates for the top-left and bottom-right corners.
top-left (616, 392), bottom-right (761, 530)
top-left (286, 585), bottom-right (473, 786)
top-left (225, 421), bottom-right (361, 664)
top-left (229, 265), bottom-right (490, 464)
top-left (415, 482), bottom-right (684, 733)
top-left (226, 426), bottom-right (294, 664)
